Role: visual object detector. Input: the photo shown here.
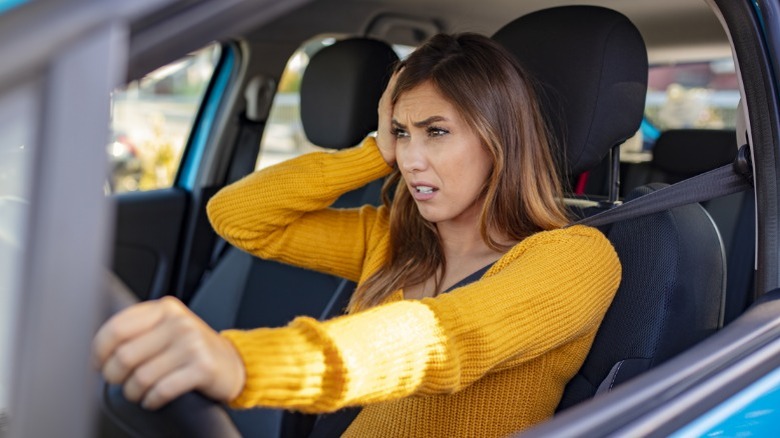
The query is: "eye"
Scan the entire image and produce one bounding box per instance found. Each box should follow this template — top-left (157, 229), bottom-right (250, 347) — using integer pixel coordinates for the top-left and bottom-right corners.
top-left (392, 127), bottom-right (409, 139)
top-left (427, 126), bottom-right (449, 137)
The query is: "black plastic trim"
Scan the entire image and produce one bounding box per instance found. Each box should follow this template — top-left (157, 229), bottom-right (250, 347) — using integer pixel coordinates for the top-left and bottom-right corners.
top-left (112, 188), bottom-right (189, 300)
top-left (723, 0), bottom-right (780, 296)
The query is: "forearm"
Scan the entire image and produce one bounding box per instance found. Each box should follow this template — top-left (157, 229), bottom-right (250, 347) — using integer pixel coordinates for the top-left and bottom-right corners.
top-left (205, 137), bottom-right (393, 279)
top-left (220, 300), bottom-right (451, 412)
top-left (207, 137), bottom-right (391, 248)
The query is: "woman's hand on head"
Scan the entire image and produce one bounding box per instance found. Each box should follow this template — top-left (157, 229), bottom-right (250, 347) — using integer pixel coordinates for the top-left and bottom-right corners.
top-left (376, 70), bottom-right (400, 167)
top-left (92, 296), bottom-right (246, 410)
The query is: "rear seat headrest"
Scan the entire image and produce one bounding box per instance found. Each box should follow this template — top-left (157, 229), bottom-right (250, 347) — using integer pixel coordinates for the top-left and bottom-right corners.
top-left (300, 38), bottom-right (399, 149)
top-left (652, 129), bottom-right (738, 177)
top-left (492, 6), bottom-right (648, 176)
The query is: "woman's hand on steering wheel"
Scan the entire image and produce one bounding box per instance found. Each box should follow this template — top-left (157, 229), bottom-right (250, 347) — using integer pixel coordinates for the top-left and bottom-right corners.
top-left (93, 296), bottom-right (246, 410)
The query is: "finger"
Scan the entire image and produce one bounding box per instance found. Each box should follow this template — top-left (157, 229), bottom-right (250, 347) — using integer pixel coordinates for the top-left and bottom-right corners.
top-left (378, 71), bottom-right (398, 142)
top-left (101, 324), bottom-right (174, 386)
top-left (379, 70), bottom-right (399, 110)
top-left (122, 341), bottom-right (189, 403)
top-left (388, 68), bottom-right (401, 87)
top-left (93, 299), bottom-right (168, 366)
top-left (385, 68), bottom-right (402, 95)
top-left (141, 366), bottom-right (205, 410)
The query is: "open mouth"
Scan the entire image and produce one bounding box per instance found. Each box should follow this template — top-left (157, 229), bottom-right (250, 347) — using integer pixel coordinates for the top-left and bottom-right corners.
top-left (414, 185), bottom-right (437, 194)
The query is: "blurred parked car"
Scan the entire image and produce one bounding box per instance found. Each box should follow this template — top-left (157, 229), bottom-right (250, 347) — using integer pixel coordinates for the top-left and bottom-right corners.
top-left (106, 133), bottom-right (142, 193)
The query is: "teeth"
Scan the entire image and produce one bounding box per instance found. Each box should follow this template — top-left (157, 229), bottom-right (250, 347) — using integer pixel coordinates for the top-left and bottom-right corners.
top-left (416, 186), bottom-right (434, 194)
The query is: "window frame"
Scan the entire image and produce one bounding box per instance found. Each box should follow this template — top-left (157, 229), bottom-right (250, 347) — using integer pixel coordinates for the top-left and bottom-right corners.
top-left (176, 42), bottom-right (239, 190)
top-left (3, 21), bottom-right (125, 438)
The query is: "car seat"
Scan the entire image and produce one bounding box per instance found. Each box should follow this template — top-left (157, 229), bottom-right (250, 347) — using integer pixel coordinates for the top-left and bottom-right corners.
top-left (493, 5), bottom-right (726, 411)
top-left (188, 37), bottom-right (398, 436)
top-left (623, 129), bottom-right (738, 191)
top-left (622, 128), bottom-right (755, 325)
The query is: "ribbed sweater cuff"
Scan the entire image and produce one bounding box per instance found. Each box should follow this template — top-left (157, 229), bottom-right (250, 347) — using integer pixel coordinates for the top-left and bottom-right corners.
top-left (322, 136), bottom-right (394, 196)
top-left (220, 318), bottom-right (346, 411)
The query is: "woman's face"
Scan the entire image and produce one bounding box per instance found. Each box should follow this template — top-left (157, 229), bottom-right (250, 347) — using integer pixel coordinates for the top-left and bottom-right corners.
top-left (393, 81), bottom-right (493, 229)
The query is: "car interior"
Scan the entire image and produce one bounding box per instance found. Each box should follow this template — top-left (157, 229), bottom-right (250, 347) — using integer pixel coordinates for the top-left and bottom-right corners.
top-left (74, 0), bottom-right (766, 436)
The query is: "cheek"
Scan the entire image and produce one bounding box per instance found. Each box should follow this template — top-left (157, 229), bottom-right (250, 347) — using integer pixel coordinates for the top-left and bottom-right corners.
top-left (446, 154), bottom-right (491, 198)
top-left (470, 149), bottom-right (494, 187)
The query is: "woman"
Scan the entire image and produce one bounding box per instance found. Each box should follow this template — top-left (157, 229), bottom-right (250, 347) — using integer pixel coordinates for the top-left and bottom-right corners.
top-left (94, 33), bottom-right (621, 436)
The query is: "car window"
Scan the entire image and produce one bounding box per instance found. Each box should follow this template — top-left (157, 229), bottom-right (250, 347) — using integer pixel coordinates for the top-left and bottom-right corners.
top-left (621, 59), bottom-right (739, 161)
top-left (256, 36), bottom-right (413, 169)
top-left (645, 59), bottom-right (739, 131)
top-left (0, 81), bottom-right (38, 431)
top-left (108, 43), bottom-right (221, 193)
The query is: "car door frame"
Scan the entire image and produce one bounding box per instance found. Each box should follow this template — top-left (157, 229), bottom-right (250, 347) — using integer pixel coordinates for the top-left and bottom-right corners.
top-left (1, 0), bottom-right (314, 436)
top-left (1, 2), bottom-right (138, 436)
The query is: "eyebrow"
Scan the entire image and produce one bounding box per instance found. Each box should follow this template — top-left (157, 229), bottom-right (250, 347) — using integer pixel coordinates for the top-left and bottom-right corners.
top-left (392, 115), bottom-right (448, 129)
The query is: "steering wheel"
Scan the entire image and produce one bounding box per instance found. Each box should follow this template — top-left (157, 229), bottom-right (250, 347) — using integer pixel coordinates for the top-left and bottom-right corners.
top-left (101, 272), bottom-right (241, 438)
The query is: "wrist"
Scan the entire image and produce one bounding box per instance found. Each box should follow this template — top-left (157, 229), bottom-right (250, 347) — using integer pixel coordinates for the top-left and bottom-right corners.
top-left (218, 335), bottom-right (247, 403)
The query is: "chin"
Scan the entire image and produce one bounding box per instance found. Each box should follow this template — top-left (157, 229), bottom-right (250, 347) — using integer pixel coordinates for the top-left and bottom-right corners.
top-left (414, 206), bottom-right (445, 224)
top-left (417, 212), bottom-right (441, 224)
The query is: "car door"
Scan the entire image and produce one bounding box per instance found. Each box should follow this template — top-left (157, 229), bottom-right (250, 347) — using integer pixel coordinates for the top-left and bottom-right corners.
top-left (109, 42), bottom-right (235, 302)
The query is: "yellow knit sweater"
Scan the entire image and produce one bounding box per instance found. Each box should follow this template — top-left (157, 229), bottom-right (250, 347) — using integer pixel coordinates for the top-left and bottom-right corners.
top-left (206, 137), bottom-right (621, 437)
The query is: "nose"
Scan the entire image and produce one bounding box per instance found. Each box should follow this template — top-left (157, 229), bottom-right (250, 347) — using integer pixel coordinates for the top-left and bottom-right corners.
top-left (398, 137), bottom-right (428, 173)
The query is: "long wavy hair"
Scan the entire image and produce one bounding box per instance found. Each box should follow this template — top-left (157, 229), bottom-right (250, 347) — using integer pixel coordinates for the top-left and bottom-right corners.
top-left (348, 33), bottom-right (570, 312)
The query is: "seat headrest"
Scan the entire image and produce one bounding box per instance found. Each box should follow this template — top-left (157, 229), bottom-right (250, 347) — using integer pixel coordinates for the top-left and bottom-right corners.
top-left (492, 6), bottom-right (648, 176)
top-left (300, 38), bottom-right (399, 149)
top-left (652, 129), bottom-right (737, 176)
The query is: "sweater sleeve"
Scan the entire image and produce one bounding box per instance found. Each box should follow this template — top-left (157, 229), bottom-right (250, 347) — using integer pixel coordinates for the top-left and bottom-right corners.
top-left (206, 137), bottom-right (393, 282)
top-left (220, 225), bottom-right (621, 412)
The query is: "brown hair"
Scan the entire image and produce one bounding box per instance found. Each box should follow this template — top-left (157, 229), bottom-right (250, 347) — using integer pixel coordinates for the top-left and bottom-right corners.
top-left (348, 33), bottom-right (570, 312)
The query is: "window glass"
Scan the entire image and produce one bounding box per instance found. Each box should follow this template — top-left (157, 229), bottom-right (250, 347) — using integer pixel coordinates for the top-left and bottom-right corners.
top-left (645, 59), bottom-right (739, 131)
top-left (0, 82), bottom-right (37, 431)
top-left (257, 36), bottom-right (413, 169)
top-left (108, 43), bottom-right (220, 193)
top-left (620, 59), bottom-right (740, 161)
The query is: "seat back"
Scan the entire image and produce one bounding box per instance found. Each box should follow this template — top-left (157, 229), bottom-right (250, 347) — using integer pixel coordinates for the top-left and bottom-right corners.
top-left (189, 37), bottom-right (398, 437)
top-left (560, 185), bottom-right (725, 409)
top-left (493, 6), bottom-right (726, 410)
top-left (623, 129), bottom-right (738, 189)
top-left (622, 128), bottom-right (754, 325)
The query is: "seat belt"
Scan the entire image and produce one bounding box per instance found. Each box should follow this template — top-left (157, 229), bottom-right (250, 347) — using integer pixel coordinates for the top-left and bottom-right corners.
top-left (201, 76), bottom-right (276, 282)
top-left (200, 112), bottom-right (266, 281)
top-left (575, 145), bottom-right (753, 228)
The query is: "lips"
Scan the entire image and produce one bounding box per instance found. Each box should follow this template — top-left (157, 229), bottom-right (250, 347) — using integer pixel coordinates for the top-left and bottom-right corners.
top-left (409, 182), bottom-right (439, 201)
